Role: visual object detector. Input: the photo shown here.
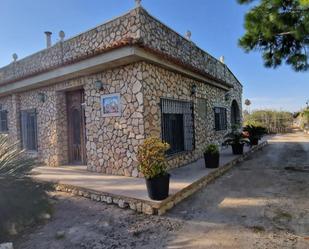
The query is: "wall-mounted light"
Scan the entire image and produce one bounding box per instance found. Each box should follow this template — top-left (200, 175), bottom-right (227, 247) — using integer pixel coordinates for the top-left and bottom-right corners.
top-left (95, 80), bottom-right (103, 91)
top-left (38, 92), bottom-right (47, 103)
top-left (191, 84), bottom-right (197, 96)
top-left (94, 80), bottom-right (107, 91)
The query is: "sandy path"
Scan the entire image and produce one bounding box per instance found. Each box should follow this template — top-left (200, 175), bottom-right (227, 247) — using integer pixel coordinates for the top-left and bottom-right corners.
top-left (16, 131), bottom-right (309, 249)
top-left (166, 131), bottom-right (309, 249)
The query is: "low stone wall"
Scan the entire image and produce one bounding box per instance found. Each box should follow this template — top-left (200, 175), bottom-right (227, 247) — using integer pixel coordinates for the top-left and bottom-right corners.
top-left (138, 8), bottom-right (241, 89)
top-left (0, 9), bottom-right (141, 85)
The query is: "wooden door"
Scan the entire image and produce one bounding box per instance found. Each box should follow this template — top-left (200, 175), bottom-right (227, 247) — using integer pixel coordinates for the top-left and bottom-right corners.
top-left (66, 90), bottom-right (86, 164)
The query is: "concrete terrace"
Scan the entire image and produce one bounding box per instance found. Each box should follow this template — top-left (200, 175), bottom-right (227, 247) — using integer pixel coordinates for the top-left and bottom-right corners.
top-left (32, 139), bottom-right (268, 215)
top-left (33, 146), bottom-right (256, 202)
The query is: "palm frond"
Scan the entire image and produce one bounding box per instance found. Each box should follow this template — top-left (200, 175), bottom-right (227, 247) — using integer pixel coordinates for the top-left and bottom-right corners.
top-left (0, 134), bottom-right (34, 177)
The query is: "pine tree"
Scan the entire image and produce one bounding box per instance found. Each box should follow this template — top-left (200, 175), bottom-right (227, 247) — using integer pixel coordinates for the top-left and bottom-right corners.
top-left (238, 0), bottom-right (309, 71)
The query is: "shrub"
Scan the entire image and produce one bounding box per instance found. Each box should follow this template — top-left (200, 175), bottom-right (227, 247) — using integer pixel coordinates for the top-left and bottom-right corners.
top-left (243, 125), bottom-right (267, 141)
top-left (204, 144), bottom-right (219, 155)
top-left (223, 130), bottom-right (250, 146)
top-left (137, 137), bottom-right (170, 179)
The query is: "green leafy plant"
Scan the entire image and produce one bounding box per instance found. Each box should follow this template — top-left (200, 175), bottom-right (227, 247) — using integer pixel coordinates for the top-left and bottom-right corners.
top-left (204, 144), bottom-right (219, 155)
top-left (0, 134), bottom-right (34, 177)
top-left (243, 125), bottom-right (267, 141)
top-left (238, 0), bottom-right (309, 72)
top-left (223, 130), bottom-right (250, 146)
top-left (137, 137), bottom-right (170, 179)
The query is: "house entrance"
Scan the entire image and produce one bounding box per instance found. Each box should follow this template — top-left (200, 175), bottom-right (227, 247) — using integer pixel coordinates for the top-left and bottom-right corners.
top-left (66, 89), bottom-right (86, 165)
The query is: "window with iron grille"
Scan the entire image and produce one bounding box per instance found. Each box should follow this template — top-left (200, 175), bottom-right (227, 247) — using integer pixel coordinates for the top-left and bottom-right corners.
top-left (214, 107), bottom-right (227, 131)
top-left (161, 98), bottom-right (194, 155)
top-left (0, 110), bottom-right (8, 132)
top-left (21, 109), bottom-right (38, 151)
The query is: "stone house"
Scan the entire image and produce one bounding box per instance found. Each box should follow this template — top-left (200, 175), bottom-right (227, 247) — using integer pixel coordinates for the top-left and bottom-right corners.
top-left (0, 4), bottom-right (242, 177)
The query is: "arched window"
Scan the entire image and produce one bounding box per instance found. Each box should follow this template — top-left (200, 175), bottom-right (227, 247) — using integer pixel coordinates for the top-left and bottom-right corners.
top-left (231, 100), bottom-right (240, 127)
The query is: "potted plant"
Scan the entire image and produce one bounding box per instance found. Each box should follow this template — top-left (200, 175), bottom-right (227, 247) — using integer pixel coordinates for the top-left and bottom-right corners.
top-left (223, 130), bottom-right (250, 155)
top-left (243, 125), bottom-right (267, 145)
top-left (137, 137), bottom-right (170, 201)
top-left (203, 144), bottom-right (220, 168)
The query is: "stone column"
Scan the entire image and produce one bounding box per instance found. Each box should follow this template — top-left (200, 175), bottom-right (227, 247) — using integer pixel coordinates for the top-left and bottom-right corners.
top-left (11, 94), bottom-right (21, 147)
top-left (55, 91), bottom-right (68, 165)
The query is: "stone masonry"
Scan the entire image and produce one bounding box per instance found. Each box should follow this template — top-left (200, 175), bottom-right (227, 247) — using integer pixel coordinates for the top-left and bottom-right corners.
top-left (0, 6), bottom-right (243, 177)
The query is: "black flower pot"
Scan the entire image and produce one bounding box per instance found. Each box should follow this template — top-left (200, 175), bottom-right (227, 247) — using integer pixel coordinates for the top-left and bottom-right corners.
top-left (250, 137), bottom-right (259, 146)
top-left (232, 143), bottom-right (244, 155)
top-left (204, 153), bottom-right (219, 168)
top-left (145, 174), bottom-right (170, 200)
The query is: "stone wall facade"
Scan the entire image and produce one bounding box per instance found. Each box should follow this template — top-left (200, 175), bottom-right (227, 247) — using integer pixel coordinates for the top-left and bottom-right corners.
top-left (0, 61), bottom-right (241, 177)
top-left (84, 63), bottom-right (145, 177)
top-left (0, 6), bottom-right (243, 177)
top-left (0, 63), bottom-right (146, 176)
top-left (141, 62), bottom-right (242, 169)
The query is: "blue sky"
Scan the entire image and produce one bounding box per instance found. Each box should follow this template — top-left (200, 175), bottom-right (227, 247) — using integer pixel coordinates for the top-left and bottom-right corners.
top-left (0, 0), bottom-right (308, 112)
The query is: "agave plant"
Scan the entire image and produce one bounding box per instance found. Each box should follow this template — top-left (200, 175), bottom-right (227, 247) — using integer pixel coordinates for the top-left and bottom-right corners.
top-left (0, 134), bottom-right (34, 178)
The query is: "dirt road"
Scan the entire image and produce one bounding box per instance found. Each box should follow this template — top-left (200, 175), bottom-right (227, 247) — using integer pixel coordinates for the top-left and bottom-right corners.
top-left (16, 132), bottom-right (309, 249)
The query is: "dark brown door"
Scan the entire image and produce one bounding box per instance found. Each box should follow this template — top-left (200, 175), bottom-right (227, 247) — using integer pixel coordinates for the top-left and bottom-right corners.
top-left (66, 90), bottom-right (86, 165)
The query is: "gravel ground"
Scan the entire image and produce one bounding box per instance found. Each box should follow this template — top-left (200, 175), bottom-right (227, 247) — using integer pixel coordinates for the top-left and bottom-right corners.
top-left (16, 131), bottom-right (309, 249)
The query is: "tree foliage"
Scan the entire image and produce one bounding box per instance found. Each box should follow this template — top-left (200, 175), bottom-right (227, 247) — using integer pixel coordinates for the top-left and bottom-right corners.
top-left (238, 0), bottom-right (309, 71)
top-left (299, 108), bottom-right (309, 128)
top-left (243, 109), bottom-right (293, 130)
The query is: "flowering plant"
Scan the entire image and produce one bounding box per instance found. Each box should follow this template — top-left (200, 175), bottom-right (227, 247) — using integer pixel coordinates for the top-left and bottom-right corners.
top-left (243, 125), bottom-right (267, 140)
top-left (137, 137), bottom-right (170, 179)
top-left (242, 131), bottom-right (250, 138)
top-left (223, 130), bottom-right (250, 146)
